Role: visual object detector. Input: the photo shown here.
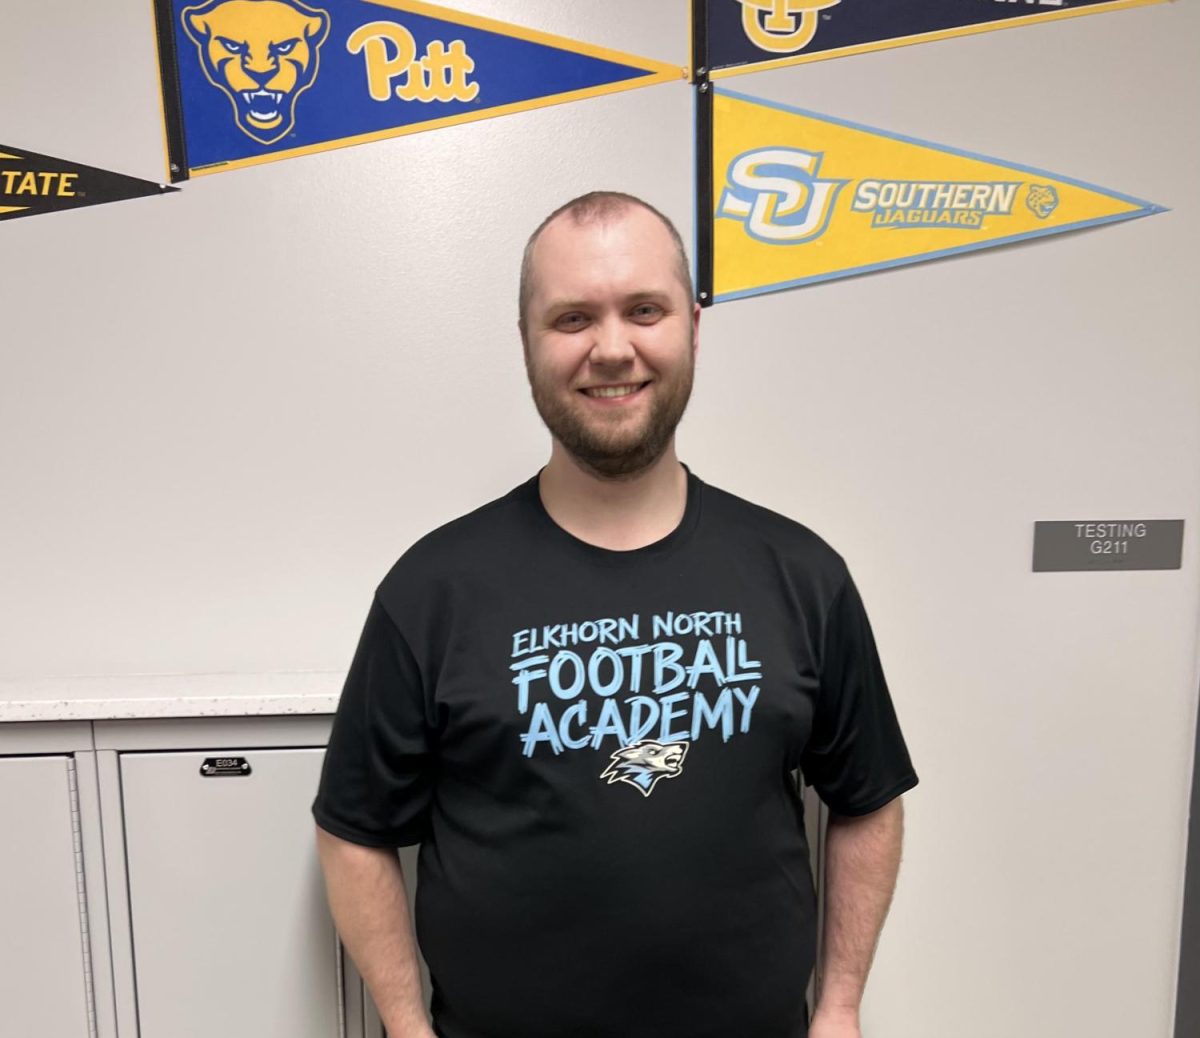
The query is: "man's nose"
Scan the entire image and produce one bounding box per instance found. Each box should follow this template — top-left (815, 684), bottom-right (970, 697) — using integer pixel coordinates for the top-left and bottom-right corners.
top-left (588, 317), bottom-right (636, 366)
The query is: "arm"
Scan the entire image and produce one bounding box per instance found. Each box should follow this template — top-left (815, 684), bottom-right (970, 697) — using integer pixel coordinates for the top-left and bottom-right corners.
top-left (810, 796), bottom-right (905, 1038)
top-left (316, 826), bottom-right (435, 1038)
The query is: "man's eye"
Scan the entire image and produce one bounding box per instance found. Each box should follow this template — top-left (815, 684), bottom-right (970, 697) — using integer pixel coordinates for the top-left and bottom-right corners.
top-left (217, 37), bottom-right (247, 54)
top-left (630, 304), bottom-right (663, 321)
top-left (556, 313), bottom-right (588, 331)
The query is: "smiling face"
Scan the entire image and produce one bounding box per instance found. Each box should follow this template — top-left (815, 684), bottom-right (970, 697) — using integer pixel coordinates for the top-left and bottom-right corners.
top-left (521, 203), bottom-right (700, 479)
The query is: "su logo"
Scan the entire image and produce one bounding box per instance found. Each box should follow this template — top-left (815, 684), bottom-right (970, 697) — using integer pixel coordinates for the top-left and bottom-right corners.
top-left (737, 0), bottom-right (841, 54)
top-left (181, 0), bottom-right (330, 145)
top-left (718, 147), bottom-right (846, 244)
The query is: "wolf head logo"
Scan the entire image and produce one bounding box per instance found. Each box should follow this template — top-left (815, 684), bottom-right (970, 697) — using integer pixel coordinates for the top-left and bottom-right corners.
top-left (182, 0), bottom-right (330, 145)
top-left (600, 739), bottom-right (689, 797)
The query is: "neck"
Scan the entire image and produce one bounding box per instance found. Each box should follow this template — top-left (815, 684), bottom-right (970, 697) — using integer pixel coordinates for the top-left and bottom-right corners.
top-left (537, 442), bottom-right (688, 551)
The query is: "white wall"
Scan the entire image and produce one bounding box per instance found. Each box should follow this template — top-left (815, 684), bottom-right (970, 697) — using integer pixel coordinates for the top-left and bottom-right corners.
top-left (1, 1), bottom-right (1197, 1036)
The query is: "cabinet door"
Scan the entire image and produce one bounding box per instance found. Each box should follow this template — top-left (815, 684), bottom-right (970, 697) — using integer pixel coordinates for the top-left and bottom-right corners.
top-left (0, 755), bottom-right (93, 1037)
top-left (120, 747), bottom-right (342, 1038)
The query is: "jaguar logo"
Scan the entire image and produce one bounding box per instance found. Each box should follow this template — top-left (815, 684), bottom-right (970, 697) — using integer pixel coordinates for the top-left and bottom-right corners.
top-left (181, 0), bottom-right (330, 145)
top-left (1026, 184), bottom-right (1060, 220)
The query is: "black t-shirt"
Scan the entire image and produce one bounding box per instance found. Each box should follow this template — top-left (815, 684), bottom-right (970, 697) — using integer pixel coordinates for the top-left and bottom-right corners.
top-left (312, 464), bottom-right (918, 1038)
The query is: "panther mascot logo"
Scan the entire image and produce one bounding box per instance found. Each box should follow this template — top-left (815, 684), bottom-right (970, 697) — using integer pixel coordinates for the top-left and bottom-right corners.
top-left (1026, 183), bottom-right (1060, 220)
top-left (181, 0), bottom-right (330, 145)
top-left (600, 739), bottom-right (689, 797)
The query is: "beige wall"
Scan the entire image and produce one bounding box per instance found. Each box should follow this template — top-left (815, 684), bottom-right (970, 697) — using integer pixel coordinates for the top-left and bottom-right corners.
top-left (2, 1), bottom-right (1197, 1035)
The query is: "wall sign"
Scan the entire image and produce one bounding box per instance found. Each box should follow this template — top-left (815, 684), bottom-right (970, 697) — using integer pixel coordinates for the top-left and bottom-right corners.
top-left (0, 146), bottom-right (175, 222)
top-left (693, 0), bottom-right (1167, 79)
top-left (1033, 520), bottom-right (1184, 571)
top-left (153, 0), bottom-right (682, 181)
top-left (695, 87), bottom-right (1165, 304)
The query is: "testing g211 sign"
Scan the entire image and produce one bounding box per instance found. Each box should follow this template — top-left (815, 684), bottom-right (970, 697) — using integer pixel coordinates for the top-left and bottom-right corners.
top-left (1032, 520), bottom-right (1184, 572)
top-left (154, 0), bottom-right (679, 179)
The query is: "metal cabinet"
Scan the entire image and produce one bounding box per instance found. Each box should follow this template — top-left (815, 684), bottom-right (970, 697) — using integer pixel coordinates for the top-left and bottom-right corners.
top-left (117, 745), bottom-right (343, 1038)
top-left (0, 755), bottom-right (94, 1038)
top-left (1, 715), bottom-right (820, 1038)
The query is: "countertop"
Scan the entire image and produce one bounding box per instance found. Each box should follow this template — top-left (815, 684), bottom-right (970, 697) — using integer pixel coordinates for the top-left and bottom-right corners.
top-left (0, 672), bottom-right (343, 722)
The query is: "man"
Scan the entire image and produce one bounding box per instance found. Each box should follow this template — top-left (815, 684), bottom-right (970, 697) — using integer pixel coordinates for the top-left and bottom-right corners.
top-left (313, 192), bottom-right (918, 1038)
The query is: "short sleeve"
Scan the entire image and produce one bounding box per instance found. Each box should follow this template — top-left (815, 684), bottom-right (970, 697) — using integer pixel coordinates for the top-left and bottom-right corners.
top-left (312, 594), bottom-right (436, 847)
top-left (800, 571), bottom-right (918, 816)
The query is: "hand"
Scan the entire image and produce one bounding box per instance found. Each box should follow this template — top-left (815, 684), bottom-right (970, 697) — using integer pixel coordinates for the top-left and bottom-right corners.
top-left (809, 1004), bottom-right (861, 1038)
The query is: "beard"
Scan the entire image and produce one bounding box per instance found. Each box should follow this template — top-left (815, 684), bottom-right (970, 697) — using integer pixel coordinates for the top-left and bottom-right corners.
top-left (526, 355), bottom-right (694, 480)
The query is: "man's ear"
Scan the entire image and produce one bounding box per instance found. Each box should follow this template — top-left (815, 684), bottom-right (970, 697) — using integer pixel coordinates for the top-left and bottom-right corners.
top-left (691, 301), bottom-right (702, 358)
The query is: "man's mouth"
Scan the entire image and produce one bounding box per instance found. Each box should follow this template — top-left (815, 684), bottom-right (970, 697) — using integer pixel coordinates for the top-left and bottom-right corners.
top-left (580, 381), bottom-right (650, 399)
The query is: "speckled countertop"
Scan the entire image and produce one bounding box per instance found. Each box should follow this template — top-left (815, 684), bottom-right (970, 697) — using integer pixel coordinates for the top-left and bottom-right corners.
top-left (0, 672), bottom-right (343, 722)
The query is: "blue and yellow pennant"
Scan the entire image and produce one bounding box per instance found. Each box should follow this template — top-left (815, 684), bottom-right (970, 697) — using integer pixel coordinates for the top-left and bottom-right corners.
top-left (155, 0), bottom-right (683, 180)
top-left (708, 88), bottom-right (1165, 302)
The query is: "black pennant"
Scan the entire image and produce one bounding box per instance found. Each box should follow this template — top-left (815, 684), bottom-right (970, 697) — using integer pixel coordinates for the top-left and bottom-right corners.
top-left (0, 146), bottom-right (176, 223)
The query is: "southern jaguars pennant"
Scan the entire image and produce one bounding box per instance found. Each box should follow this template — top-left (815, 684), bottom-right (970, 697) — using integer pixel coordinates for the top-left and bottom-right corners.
top-left (701, 87), bottom-right (1165, 304)
top-left (0, 147), bottom-right (175, 222)
top-left (694, 0), bottom-right (1168, 79)
top-left (153, 0), bottom-right (682, 180)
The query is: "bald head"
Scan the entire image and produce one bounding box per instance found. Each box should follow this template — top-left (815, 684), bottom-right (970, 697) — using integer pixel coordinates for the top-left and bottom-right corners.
top-left (518, 191), bottom-right (694, 338)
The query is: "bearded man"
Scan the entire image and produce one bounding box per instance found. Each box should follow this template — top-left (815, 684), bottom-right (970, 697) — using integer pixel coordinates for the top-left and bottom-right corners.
top-left (313, 191), bottom-right (919, 1038)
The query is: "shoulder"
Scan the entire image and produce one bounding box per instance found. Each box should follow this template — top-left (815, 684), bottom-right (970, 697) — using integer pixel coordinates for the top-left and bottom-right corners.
top-left (699, 477), bottom-right (852, 596)
top-left (376, 478), bottom-right (530, 604)
top-left (703, 479), bottom-right (847, 562)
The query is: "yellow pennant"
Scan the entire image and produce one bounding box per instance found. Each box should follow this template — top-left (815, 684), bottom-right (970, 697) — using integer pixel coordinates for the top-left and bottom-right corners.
top-left (711, 87), bottom-right (1165, 303)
